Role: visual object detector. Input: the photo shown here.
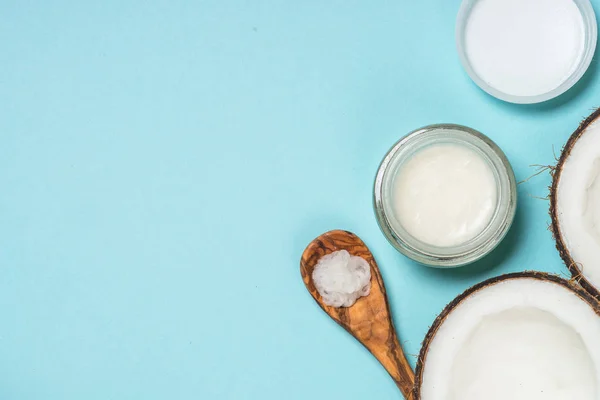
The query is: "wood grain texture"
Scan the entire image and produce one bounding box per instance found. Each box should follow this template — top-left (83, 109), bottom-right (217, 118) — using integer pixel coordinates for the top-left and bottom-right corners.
top-left (300, 230), bottom-right (415, 399)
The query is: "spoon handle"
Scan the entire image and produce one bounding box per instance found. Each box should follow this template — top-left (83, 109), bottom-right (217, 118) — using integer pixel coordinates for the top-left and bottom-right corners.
top-left (350, 278), bottom-right (415, 398)
top-left (370, 330), bottom-right (415, 399)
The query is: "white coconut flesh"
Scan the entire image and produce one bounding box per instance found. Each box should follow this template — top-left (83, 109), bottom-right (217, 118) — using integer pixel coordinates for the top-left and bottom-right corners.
top-left (418, 277), bottom-right (600, 400)
top-left (557, 118), bottom-right (600, 290)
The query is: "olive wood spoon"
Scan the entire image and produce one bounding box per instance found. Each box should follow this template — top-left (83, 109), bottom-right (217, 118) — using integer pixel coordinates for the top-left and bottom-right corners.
top-left (300, 230), bottom-right (415, 399)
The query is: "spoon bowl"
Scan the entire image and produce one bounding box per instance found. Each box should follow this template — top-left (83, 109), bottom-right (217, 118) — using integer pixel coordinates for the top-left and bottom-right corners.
top-left (300, 230), bottom-right (415, 399)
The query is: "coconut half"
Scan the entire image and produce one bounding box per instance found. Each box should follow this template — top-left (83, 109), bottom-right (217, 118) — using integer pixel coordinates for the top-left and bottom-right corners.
top-left (414, 272), bottom-right (600, 400)
top-left (551, 109), bottom-right (600, 297)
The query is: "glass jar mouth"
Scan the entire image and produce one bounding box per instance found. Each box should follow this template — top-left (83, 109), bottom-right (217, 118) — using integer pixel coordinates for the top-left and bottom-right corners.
top-left (455, 0), bottom-right (597, 104)
top-left (373, 124), bottom-right (517, 267)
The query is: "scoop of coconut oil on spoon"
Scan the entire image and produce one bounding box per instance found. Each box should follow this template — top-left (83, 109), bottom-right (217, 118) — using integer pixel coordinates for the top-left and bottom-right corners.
top-left (300, 230), bottom-right (415, 399)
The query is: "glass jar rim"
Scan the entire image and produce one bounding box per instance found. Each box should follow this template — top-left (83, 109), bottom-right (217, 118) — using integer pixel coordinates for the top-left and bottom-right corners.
top-left (373, 124), bottom-right (517, 267)
top-left (455, 0), bottom-right (598, 104)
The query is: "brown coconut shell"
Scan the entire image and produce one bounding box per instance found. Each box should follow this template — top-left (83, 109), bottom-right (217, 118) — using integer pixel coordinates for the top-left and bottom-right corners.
top-left (550, 108), bottom-right (600, 299)
top-left (412, 271), bottom-right (600, 399)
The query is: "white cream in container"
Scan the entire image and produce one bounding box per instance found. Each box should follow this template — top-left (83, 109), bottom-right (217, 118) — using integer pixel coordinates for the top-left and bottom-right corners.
top-left (393, 144), bottom-right (497, 248)
top-left (456, 0), bottom-right (597, 103)
top-left (374, 124), bottom-right (517, 267)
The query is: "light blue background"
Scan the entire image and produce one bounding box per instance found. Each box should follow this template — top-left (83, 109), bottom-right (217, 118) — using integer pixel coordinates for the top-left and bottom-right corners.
top-left (1, 0), bottom-right (598, 398)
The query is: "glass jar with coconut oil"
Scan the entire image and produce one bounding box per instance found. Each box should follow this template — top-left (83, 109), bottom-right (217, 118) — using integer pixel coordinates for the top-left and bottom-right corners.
top-left (373, 124), bottom-right (517, 267)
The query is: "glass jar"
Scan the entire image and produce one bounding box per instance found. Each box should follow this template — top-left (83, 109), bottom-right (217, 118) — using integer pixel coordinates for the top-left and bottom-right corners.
top-left (455, 0), bottom-right (597, 104)
top-left (373, 124), bottom-right (517, 267)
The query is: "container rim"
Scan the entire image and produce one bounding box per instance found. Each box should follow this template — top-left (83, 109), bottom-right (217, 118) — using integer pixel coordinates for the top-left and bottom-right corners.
top-left (455, 0), bottom-right (598, 104)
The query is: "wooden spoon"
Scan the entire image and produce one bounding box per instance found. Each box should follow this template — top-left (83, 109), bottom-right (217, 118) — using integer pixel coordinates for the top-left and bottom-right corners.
top-left (300, 230), bottom-right (415, 399)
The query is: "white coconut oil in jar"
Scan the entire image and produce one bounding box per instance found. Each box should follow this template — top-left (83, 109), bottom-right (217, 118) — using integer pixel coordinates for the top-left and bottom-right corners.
top-left (393, 144), bottom-right (497, 248)
top-left (374, 124), bottom-right (517, 267)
